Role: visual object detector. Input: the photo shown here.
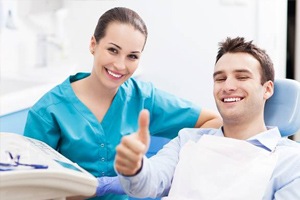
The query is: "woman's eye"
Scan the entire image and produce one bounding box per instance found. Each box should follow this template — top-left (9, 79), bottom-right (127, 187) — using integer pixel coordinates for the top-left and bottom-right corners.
top-left (108, 48), bottom-right (118, 54)
top-left (128, 54), bottom-right (138, 60)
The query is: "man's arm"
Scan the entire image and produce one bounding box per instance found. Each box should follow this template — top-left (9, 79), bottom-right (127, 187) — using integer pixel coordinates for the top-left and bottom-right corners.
top-left (114, 109), bottom-right (179, 198)
top-left (273, 178), bottom-right (300, 199)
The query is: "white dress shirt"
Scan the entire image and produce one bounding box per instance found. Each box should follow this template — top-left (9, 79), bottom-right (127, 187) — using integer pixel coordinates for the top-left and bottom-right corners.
top-left (118, 127), bottom-right (300, 200)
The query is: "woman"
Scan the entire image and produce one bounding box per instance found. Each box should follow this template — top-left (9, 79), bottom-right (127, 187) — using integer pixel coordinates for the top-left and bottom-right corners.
top-left (24, 7), bottom-right (222, 200)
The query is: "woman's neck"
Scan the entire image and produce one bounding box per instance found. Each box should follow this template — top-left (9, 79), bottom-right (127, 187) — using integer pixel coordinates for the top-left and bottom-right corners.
top-left (84, 73), bottom-right (118, 101)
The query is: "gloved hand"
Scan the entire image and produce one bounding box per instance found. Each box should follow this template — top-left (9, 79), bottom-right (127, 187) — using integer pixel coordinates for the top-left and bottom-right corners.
top-left (96, 176), bottom-right (125, 196)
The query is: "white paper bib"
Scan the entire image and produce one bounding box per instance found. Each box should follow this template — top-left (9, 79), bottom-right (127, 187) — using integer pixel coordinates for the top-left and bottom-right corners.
top-left (163, 135), bottom-right (278, 200)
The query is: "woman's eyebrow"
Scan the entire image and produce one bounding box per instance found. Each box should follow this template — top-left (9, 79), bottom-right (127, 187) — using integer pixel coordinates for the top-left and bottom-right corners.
top-left (109, 42), bottom-right (141, 54)
top-left (109, 43), bottom-right (121, 50)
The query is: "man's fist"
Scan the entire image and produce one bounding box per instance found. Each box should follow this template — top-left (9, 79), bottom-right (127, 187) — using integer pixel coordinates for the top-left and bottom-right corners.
top-left (115, 109), bottom-right (150, 176)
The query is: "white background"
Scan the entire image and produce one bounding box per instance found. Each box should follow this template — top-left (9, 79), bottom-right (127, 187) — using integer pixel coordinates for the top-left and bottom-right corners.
top-left (2, 0), bottom-right (298, 139)
top-left (1, 0), bottom-right (288, 108)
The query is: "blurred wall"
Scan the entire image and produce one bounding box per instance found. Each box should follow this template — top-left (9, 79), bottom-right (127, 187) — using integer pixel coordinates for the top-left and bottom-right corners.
top-left (61, 0), bottom-right (287, 111)
top-left (1, 0), bottom-right (288, 112)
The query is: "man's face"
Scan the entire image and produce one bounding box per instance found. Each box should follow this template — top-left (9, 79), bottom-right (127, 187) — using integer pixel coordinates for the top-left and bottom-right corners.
top-left (213, 52), bottom-right (272, 125)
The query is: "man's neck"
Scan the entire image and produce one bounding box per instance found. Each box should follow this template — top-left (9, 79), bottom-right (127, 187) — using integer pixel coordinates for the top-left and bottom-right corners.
top-left (222, 121), bottom-right (267, 140)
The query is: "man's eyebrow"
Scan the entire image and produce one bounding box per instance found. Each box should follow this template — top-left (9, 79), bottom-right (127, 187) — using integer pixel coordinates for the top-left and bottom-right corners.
top-left (213, 71), bottom-right (224, 78)
top-left (213, 69), bottom-right (252, 78)
top-left (234, 69), bottom-right (252, 74)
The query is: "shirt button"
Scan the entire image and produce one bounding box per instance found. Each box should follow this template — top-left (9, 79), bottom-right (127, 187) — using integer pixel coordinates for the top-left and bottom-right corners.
top-left (100, 143), bottom-right (105, 147)
top-left (101, 157), bottom-right (105, 161)
top-left (102, 172), bottom-right (105, 176)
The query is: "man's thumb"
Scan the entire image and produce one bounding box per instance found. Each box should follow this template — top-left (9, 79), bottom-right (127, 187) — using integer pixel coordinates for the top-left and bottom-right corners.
top-left (138, 109), bottom-right (150, 147)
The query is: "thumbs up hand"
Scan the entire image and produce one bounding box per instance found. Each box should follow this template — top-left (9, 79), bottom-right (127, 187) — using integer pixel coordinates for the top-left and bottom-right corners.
top-left (115, 109), bottom-right (150, 176)
top-left (137, 109), bottom-right (150, 150)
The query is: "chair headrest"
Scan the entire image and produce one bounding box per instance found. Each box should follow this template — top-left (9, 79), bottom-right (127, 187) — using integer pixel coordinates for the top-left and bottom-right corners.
top-left (264, 79), bottom-right (300, 137)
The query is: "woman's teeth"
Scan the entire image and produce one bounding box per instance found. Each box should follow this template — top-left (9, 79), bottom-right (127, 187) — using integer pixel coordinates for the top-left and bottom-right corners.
top-left (108, 70), bottom-right (122, 78)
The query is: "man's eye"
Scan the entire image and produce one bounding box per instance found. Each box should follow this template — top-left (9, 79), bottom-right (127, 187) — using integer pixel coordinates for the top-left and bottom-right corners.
top-left (238, 76), bottom-right (248, 80)
top-left (215, 77), bottom-right (226, 82)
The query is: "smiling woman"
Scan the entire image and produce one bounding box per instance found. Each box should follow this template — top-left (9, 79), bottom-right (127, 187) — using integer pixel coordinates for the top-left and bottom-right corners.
top-left (21, 6), bottom-right (222, 200)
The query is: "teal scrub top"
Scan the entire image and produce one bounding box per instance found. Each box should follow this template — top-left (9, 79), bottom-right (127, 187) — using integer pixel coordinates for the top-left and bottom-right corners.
top-left (24, 73), bottom-right (201, 200)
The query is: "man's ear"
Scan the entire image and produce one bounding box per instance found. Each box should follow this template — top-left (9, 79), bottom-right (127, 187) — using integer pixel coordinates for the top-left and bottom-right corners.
top-left (89, 36), bottom-right (96, 54)
top-left (263, 80), bottom-right (274, 100)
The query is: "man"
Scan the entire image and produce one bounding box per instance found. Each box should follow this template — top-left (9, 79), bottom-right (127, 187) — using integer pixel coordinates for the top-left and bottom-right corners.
top-left (114, 37), bottom-right (300, 200)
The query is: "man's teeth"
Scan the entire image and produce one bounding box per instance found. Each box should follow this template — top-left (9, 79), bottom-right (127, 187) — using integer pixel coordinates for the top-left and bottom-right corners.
top-left (224, 98), bottom-right (241, 102)
top-left (108, 70), bottom-right (122, 78)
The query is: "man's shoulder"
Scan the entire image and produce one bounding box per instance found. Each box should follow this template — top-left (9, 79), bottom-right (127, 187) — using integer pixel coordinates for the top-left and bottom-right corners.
top-left (178, 128), bottom-right (220, 142)
top-left (179, 127), bottom-right (219, 134)
top-left (277, 138), bottom-right (300, 164)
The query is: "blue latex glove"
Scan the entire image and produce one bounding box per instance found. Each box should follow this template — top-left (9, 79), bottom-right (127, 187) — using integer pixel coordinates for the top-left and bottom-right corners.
top-left (96, 176), bottom-right (125, 196)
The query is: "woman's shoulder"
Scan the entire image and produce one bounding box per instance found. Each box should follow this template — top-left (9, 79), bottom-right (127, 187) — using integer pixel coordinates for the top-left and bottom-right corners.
top-left (31, 76), bottom-right (73, 110)
top-left (123, 77), bottom-right (154, 88)
top-left (121, 78), bottom-right (155, 97)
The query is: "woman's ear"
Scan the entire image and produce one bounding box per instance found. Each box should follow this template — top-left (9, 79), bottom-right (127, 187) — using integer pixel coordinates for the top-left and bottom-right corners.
top-left (89, 36), bottom-right (96, 54)
top-left (263, 80), bottom-right (274, 100)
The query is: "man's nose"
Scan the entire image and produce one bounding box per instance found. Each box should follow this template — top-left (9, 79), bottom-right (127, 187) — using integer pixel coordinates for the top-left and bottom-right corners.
top-left (223, 79), bottom-right (237, 92)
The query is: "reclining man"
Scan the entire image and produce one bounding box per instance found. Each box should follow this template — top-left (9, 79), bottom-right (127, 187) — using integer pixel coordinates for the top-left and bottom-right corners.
top-left (114, 37), bottom-right (300, 200)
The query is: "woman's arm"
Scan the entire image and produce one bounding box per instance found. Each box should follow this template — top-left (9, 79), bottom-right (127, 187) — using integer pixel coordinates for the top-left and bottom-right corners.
top-left (194, 108), bottom-right (223, 128)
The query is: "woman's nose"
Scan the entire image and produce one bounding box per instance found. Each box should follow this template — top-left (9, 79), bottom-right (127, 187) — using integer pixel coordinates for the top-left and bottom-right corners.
top-left (114, 56), bottom-right (126, 70)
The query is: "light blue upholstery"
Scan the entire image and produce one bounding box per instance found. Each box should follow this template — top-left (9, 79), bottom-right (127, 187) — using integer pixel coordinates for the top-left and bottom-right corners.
top-left (0, 109), bottom-right (29, 134)
top-left (264, 79), bottom-right (300, 137)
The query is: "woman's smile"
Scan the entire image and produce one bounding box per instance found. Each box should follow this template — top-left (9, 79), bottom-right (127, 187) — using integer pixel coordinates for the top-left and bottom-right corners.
top-left (106, 68), bottom-right (124, 79)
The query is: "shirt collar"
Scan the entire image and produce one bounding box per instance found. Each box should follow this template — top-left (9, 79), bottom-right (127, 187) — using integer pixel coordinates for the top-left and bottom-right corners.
top-left (218, 126), bottom-right (281, 152)
top-left (214, 128), bottom-right (225, 137)
top-left (247, 126), bottom-right (281, 152)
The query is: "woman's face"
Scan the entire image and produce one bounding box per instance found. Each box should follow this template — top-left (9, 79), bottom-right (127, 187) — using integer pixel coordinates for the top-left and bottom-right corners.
top-left (90, 22), bottom-right (146, 90)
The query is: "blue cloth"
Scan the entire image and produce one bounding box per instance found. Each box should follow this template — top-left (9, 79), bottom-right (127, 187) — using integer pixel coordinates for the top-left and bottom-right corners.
top-left (118, 127), bottom-right (300, 199)
top-left (24, 73), bottom-right (200, 200)
top-left (96, 177), bottom-right (125, 196)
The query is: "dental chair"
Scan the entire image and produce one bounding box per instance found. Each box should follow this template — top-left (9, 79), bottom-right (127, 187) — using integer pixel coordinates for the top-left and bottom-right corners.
top-left (264, 78), bottom-right (300, 138)
top-left (130, 78), bottom-right (300, 200)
